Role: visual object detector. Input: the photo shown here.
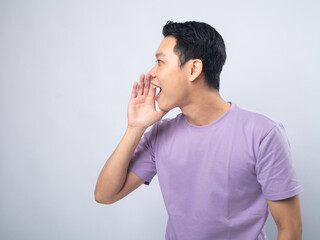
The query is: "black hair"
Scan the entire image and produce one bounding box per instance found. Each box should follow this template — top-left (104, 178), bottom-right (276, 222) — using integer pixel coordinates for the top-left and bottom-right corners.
top-left (162, 20), bottom-right (226, 91)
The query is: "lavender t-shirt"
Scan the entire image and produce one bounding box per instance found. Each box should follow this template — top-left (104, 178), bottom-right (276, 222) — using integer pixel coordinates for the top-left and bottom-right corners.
top-left (128, 102), bottom-right (302, 240)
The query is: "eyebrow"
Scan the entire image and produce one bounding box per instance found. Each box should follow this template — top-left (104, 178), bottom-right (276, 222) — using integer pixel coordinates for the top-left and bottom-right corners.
top-left (155, 52), bottom-right (166, 58)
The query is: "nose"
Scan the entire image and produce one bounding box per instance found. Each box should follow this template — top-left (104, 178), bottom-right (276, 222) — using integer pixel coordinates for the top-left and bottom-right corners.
top-left (149, 63), bottom-right (157, 80)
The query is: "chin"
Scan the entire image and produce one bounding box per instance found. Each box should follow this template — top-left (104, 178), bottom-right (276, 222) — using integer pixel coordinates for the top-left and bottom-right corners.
top-left (158, 102), bottom-right (175, 112)
top-left (158, 104), bottom-right (166, 112)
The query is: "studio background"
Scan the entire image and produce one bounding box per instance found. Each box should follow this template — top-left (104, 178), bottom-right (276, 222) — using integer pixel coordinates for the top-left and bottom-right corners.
top-left (1, 0), bottom-right (319, 239)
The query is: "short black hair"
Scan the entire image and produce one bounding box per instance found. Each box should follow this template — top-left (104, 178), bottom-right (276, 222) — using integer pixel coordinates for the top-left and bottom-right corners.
top-left (162, 20), bottom-right (226, 91)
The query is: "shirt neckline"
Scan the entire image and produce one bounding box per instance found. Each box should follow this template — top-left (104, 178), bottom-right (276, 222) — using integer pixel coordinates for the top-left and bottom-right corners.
top-left (181, 101), bottom-right (235, 131)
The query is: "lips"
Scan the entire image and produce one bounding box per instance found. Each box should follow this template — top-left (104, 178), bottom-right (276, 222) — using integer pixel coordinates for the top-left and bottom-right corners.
top-left (151, 82), bottom-right (161, 88)
top-left (155, 88), bottom-right (162, 101)
top-left (151, 82), bottom-right (162, 100)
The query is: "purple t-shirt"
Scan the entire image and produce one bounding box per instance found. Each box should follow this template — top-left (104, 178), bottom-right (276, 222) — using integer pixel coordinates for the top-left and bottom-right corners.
top-left (128, 101), bottom-right (302, 240)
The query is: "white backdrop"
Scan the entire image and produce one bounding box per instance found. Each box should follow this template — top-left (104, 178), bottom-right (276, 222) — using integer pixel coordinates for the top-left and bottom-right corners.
top-left (1, 0), bottom-right (319, 239)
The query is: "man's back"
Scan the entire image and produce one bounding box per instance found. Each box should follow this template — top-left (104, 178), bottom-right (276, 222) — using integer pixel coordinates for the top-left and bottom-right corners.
top-left (128, 102), bottom-right (302, 240)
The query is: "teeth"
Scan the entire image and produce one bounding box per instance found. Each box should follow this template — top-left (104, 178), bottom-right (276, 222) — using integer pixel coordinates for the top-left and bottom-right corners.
top-left (151, 83), bottom-right (160, 89)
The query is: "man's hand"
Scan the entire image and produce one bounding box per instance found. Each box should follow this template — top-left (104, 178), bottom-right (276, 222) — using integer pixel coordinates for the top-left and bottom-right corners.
top-left (127, 73), bottom-right (168, 129)
top-left (267, 194), bottom-right (302, 240)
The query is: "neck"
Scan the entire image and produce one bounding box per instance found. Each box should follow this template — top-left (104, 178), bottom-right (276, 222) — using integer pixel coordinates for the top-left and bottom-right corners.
top-left (180, 87), bottom-right (231, 126)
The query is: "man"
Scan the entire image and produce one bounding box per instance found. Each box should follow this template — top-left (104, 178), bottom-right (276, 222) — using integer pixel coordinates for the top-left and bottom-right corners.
top-left (95, 20), bottom-right (303, 240)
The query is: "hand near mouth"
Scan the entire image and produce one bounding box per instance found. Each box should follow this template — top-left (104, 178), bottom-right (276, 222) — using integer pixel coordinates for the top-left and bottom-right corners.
top-left (127, 73), bottom-right (169, 129)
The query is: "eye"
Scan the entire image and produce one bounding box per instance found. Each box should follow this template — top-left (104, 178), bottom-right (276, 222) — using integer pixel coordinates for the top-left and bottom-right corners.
top-left (156, 59), bottom-right (161, 65)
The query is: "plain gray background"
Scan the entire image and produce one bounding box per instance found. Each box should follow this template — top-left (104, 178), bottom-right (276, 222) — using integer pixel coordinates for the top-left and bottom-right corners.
top-left (1, 0), bottom-right (319, 239)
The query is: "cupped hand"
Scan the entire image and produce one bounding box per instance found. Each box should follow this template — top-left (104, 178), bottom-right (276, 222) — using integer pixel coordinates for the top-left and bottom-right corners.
top-left (127, 73), bottom-right (168, 129)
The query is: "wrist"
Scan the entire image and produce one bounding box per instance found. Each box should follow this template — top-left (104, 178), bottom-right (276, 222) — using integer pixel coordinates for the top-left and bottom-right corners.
top-left (126, 126), bottom-right (147, 135)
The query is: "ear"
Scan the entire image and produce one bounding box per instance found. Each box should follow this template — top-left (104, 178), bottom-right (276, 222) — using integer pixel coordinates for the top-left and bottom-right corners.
top-left (189, 59), bottom-right (203, 82)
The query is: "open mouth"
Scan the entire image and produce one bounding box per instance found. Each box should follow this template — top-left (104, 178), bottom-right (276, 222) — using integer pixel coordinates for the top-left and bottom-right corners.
top-left (152, 83), bottom-right (162, 100)
top-left (155, 87), bottom-right (162, 100)
top-left (155, 87), bottom-right (161, 96)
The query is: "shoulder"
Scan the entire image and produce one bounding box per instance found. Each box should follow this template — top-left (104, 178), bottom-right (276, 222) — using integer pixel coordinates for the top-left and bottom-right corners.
top-left (144, 113), bottom-right (182, 140)
top-left (232, 103), bottom-right (283, 139)
top-left (155, 113), bottom-right (182, 133)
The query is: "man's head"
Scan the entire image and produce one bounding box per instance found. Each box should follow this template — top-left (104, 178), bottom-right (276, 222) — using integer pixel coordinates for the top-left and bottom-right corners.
top-left (163, 20), bottom-right (226, 91)
top-left (150, 20), bottom-right (226, 112)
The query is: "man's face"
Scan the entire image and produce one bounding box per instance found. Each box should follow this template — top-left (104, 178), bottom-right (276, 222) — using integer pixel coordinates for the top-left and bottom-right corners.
top-left (150, 36), bottom-right (190, 112)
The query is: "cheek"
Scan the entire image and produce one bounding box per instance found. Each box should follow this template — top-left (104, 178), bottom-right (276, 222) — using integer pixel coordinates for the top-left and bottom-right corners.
top-left (157, 67), bottom-right (167, 79)
top-left (165, 81), bottom-right (186, 101)
top-left (158, 67), bottom-right (186, 98)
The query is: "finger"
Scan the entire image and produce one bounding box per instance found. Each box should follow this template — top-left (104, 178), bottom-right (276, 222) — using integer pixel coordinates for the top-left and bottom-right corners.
top-left (130, 81), bottom-right (138, 99)
top-left (138, 73), bottom-right (145, 96)
top-left (144, 72), bottom-right (151, 96)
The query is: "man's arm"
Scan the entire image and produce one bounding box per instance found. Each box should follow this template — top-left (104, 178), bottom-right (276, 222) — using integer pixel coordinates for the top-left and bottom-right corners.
top-left (94, 73), bottom-right (168, 204)
top-left (94, 126), bottom-right (146, 204)
top-left (267, 194), bottom-right (302, 240)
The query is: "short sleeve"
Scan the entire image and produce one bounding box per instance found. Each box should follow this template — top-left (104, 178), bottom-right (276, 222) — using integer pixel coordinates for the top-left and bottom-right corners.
top-left (128, 123), bottom-right (158, 185)
top-left (255, 122), bottom-right (302, 200)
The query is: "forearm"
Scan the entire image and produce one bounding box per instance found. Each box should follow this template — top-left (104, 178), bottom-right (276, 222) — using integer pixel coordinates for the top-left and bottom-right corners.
top-left (277, 228), bottom-right (302, 240)
top-left (95, 126), bottom-right (146, 202)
